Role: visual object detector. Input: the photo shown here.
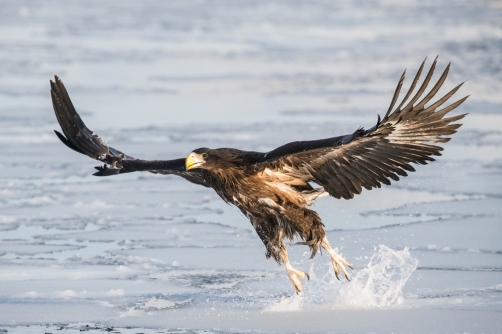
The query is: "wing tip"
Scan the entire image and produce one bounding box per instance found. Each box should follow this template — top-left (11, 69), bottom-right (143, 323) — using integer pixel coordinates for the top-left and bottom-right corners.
top-left (54, 129), bottom-right (86, 155)
top-left (50, 75), bottom-right (61, 87)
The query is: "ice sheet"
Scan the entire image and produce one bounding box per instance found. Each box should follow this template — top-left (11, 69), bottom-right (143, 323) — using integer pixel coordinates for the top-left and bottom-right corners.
top-left (0, 0), bottom-right (501, 333)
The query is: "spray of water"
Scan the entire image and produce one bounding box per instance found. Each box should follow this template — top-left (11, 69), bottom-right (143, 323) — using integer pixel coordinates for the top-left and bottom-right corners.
top-left (337, 245), bottom-right (418, 308)
top-left (265, 244), bottom-right (418, 311)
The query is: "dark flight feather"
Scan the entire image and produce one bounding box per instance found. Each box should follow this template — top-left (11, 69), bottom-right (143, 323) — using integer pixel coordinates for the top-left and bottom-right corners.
top-left (251, 58), bottom-right (468, 200)
top-left (50, 76), bottom-right (209, 187)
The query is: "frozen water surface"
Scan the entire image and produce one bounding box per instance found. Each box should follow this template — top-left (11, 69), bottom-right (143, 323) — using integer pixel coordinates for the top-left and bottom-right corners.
top-left (1, 0), bottom-right (501, 333)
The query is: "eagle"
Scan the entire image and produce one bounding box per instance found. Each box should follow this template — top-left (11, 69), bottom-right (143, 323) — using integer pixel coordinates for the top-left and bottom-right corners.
top-left (50, 58), bottom-right (467, 293)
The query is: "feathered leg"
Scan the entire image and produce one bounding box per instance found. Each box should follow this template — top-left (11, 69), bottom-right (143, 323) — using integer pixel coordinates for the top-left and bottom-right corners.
top-left (250, 215), bottom-right (310, 293)
top-left (321, 236), bottom-right (353, 281)
top-left (279, 237), bottom-right (310, 294)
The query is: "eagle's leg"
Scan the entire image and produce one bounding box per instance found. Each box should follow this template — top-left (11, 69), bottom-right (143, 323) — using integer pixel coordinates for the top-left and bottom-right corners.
top-left (321, 237), bottom-right (352, 281)
top-left (279, 242), bottom-right (310, 294)
top-left (251, 216), bottom-right (309, 293)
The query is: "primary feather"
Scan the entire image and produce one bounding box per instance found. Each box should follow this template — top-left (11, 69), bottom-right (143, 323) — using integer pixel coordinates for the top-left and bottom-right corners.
top-left (252, 57), bottom-right (467, 199)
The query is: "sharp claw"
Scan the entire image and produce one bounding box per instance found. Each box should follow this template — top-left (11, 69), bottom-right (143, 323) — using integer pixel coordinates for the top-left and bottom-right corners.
top-left (286, 265), bottom-right (308, 293)
top-left (325, 246), bottom-right (352, 282)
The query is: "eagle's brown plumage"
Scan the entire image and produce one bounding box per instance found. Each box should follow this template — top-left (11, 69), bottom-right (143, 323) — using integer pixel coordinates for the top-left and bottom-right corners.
top-left (50, 58), bottom-right (468, 293)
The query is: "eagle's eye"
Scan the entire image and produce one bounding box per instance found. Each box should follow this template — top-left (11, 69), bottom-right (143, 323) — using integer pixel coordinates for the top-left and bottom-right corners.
top-left (202, 153), bottom-right (208, 159)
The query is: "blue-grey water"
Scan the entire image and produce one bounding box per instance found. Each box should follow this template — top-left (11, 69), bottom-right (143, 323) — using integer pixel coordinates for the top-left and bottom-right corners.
top-left (0, 1), bottom-right (501, 333)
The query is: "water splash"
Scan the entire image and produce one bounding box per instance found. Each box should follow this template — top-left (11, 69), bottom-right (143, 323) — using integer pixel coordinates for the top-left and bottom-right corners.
top-left (266, 245), bottom-right (418, 311)
top-left (337, 245), bottom-right (418, 308)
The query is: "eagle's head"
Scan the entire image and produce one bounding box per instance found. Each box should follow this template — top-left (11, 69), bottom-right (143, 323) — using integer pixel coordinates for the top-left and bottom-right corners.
top-left (185, 148), bottom-right (242, 171)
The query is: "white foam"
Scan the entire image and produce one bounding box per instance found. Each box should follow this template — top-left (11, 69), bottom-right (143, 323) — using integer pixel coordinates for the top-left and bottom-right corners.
top-left (28, 195), bottom-right (54, 205)
top-left (0, 216), bottom-right (16, 224)
top-left (107, 289), bottom-right (125, 296)
top-left (119, 307), bottom-right (145, 318)
top-left (264, 293), bottom-right (304, 312)
top-left (337, 245), bottom-right (418, 308)
top-left (142, 297), bottom-right (175, 309)
top-left (59, 290), bottom-right (88, 299)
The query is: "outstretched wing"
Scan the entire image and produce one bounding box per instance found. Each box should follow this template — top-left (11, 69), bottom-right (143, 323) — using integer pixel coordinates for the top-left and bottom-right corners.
top-left (50, 76), bottom-right (209, 187)
top-left (257, 58), bottom-right (468, 199)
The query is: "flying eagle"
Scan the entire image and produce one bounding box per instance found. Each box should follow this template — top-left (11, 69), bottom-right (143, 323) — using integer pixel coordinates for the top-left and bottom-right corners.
top-left (50, 58), bottom-right (467, 293)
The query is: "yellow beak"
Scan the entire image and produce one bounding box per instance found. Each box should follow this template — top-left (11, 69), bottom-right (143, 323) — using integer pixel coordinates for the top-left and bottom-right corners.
top-left (186, 152), bottom-right (206, 170)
